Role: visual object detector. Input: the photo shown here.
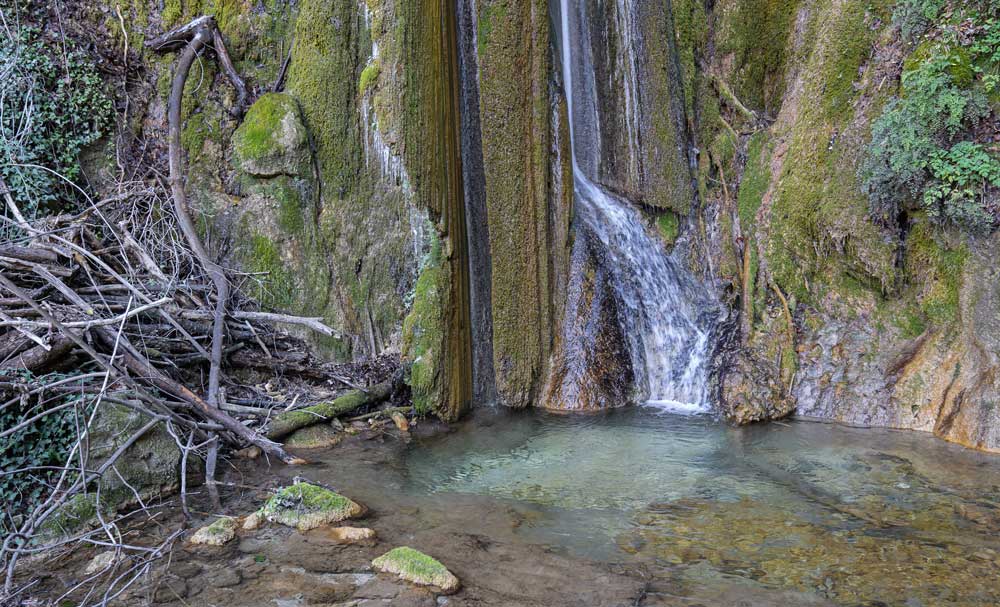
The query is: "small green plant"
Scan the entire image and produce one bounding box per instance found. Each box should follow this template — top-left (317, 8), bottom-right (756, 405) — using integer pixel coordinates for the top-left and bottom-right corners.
top-left (924, 142), bottom-right (1000, 229)
top-left (0, 27), bottom-right (113, 220)
top-left (861, 4), bottom-right (1000, 234)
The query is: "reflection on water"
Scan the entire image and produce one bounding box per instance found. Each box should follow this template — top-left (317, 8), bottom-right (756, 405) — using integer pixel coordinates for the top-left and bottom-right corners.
top-left (402, 408), bottom-right (1000, 605)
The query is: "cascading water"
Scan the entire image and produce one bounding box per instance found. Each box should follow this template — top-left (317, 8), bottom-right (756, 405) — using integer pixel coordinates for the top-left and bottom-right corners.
top-left (558, 0), bottom-right (717, 412)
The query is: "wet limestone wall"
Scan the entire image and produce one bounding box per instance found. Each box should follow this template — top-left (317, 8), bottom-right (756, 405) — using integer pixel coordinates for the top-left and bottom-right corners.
top-left (688, 0), bottom-right (1000, 452)
top-left (475, 0), bottom-right (573, 408)
top-left (86, 0), bottom-right (471, 419)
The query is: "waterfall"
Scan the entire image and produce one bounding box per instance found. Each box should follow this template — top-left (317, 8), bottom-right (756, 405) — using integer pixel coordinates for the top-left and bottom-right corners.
top-left (558, 0), bottom-right (717, 412)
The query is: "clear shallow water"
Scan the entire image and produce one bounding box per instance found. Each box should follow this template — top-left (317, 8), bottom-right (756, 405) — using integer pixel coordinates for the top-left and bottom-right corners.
top-left (400, 408), bottom-right (1000, 605)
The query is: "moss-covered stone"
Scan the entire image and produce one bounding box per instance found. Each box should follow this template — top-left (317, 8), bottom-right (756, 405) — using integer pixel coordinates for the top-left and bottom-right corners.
top-left (371, 547), bottom-right (460, 593)
top-left (190, 517), bottom-right (237, 546)
top-left (262, 483), bottom-right (365, 531)
top-left (284, 424), bottom-right (344, 449)
top-left (232, 93), bottom-right (309, 177)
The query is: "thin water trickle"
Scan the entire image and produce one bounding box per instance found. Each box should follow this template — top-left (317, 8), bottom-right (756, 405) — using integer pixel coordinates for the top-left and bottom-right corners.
top-left (558, 0), bottom-right (717, 410)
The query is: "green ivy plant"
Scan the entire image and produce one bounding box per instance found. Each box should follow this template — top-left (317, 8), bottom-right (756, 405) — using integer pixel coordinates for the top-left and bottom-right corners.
top-left (0, 371), bottom-right (93, 518)
top-left (0, 26), bottom-right (113, 221)
top-left (861, 2), bottom-right (1000, 234)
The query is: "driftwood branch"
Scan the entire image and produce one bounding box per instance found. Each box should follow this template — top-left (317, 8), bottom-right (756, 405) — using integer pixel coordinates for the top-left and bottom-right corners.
top-left (266, 374), bottom-right (402, 441)
top-left (144, 16), bottom-right (250, 117)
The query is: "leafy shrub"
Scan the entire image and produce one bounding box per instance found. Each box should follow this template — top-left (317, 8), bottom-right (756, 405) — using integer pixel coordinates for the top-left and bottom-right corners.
top-left (924, 142), bottom-right (1000, 229)
top-left (861, 7), bottom-right (1000, 234)
top-left (0, 27), bottom-right (113, 221)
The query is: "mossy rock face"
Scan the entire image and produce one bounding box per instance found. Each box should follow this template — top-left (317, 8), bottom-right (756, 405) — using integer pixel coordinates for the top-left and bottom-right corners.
top-left (190, 517), bottom-right (237, 546)
top-left (371, 546), bottom-right (460, 593)
top-left (37, 493), bottom-right (105, 543)
top-left (401, 230), bottom-right (450, 417)
top-left (233, 93), bottom-right (310, 177)
top-left (262, 483), bottom-right (364, 531)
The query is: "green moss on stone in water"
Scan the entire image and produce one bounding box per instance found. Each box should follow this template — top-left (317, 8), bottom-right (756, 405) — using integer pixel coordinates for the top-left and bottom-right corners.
top-left (358, 61), bottom-right (381, 95)
top-left (262, 483), bottom-right (364, 531)
top-left (372, 547), bottom-right (459, 592)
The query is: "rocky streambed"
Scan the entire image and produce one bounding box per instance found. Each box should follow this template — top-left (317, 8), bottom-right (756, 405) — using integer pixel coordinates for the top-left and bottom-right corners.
top-left (25, 408), bottom-right (1000, 606)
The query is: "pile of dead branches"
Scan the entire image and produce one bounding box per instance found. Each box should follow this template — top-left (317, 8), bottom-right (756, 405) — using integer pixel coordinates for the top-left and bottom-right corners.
top-left (0, 15), bottom-right (405, 604)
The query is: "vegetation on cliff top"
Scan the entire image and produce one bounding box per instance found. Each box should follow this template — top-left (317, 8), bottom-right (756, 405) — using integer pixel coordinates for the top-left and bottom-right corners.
top-left (862, 0), bottom-right (1000, 234)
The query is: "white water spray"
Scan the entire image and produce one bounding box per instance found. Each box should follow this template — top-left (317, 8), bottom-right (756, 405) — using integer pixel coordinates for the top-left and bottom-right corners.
top-left (558, 0), bottom-right (715, 412)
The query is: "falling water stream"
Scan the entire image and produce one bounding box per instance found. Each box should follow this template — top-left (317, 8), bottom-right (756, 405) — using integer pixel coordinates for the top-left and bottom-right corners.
top-left (558, 0), bottom-right (717, 411)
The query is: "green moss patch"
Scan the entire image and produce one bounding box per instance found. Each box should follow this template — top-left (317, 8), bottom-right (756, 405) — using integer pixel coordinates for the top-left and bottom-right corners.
top-left (262, 483), bottom-right (364, 531)
top-left (401, 231), bottom-right (449, 415)
top-left (657, 212), bottom-right (680, 247)
top-left (232, 93), bottom-right (308, 176)
top-left (358, 61), bottom-right (381, 95)
top-left (372, 547), bottom-right (460, 593)
top-left (190, 517), bottom-right (237, 546)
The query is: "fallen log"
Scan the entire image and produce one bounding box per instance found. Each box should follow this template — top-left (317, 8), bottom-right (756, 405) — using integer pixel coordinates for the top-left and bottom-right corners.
top-left (0, 335), bottom-right (74, 372)
top-left (266, 374), bottom-right (402, 441)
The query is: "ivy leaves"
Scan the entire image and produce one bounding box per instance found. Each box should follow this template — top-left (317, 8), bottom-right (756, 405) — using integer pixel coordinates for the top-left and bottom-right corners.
top-left (0, 27), bottom-right (113, 220)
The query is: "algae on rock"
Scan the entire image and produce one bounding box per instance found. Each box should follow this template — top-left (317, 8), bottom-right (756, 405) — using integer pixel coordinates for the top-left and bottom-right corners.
top-left (262, 483), bottom-right (365, 531)
top-left (372, 546), bottom-right (460, 593)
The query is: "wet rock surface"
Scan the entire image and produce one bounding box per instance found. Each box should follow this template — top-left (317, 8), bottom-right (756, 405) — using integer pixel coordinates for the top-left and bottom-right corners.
top-left (190, 517), bottom-right (237, 546)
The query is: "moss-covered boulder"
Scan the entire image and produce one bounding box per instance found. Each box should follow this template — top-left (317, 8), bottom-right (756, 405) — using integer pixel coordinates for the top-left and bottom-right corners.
top-left (262, 483), bottom-right (364, 531)
top-left (190, 517), bottom-right (237, 546)
top-left (232, 93), bottom-right (309, 177)
top-left (371, 547), bottom-right (459, 594)
top-left (284, 424), bottom-right (344, 449)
